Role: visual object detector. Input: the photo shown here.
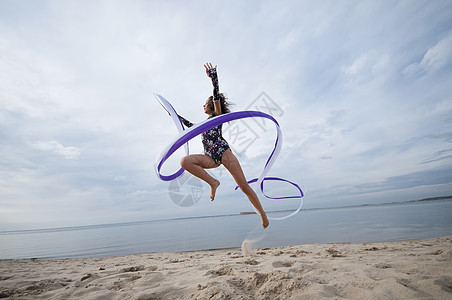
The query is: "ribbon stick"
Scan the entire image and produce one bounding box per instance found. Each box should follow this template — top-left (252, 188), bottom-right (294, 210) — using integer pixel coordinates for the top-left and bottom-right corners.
top-left (154, 93), bottom-right (304, 220)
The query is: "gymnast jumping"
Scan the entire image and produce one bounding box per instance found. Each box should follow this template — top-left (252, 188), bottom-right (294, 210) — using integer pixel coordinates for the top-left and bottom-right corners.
top-left (177, 63), bottom-right (269, 229)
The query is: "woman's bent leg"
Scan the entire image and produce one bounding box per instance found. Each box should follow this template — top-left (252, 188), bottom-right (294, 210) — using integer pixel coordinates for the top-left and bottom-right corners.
top-left (221, 149), bottom-right (269, 229)
top-left (180, 154), bottom-right (220, 201)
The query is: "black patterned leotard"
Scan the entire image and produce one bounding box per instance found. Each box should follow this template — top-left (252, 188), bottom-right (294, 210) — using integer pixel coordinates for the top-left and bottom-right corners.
top-left (178, 68), bottom-right (230, 165)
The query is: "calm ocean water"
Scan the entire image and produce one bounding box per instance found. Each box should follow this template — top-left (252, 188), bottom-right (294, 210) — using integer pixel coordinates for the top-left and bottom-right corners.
top-left (1, 199), bottom-right (451, 259)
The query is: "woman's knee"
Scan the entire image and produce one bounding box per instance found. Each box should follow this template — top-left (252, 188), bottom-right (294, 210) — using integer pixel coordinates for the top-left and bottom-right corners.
top-left (180, 156), bottom-right (192, 169)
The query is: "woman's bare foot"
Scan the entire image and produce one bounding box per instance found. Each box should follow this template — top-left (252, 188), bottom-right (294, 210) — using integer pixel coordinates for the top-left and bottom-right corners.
top-left (262, 214), bottom-right (269, 229)
top-left (210, 179), bottom-right (220, 201)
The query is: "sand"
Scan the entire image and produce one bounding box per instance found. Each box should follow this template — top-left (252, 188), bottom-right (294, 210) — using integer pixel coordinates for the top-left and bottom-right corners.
top-left (0, 236), bottom-right (451, 299)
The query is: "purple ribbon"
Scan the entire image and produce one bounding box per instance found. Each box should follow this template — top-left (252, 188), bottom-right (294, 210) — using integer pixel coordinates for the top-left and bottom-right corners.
top-left (154, 93), bottom-right (304, 220)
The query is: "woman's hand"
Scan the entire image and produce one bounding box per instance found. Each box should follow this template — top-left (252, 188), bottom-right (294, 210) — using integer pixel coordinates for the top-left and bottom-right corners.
top-left (204, 62), bottom-right (217, 77)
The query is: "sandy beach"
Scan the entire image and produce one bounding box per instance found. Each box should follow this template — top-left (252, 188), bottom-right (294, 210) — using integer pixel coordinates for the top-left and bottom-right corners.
top-left (0, 235), bottom-right (451, 299)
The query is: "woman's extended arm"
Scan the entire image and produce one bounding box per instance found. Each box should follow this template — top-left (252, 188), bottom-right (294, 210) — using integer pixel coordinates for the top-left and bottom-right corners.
top-left (178, 114), bottom-right (194, 128)
top-left (204, 63), bottom-right (222, 115)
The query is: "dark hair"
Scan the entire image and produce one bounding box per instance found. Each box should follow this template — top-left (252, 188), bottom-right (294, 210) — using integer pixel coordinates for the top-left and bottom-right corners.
top-left (207, 93), bottom-right (233, 114)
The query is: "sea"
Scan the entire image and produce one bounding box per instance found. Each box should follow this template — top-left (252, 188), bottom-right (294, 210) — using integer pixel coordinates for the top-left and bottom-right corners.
top-left (1, 199), bottom-right (451, 260)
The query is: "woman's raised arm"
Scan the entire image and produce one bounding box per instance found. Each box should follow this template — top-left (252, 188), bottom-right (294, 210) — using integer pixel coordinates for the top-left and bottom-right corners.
top-left (204, 62), bottom-right (222, 115)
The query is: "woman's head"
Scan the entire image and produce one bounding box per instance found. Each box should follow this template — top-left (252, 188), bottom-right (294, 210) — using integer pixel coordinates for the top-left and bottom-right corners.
top-left (204, 93), bottom-right (232, 115)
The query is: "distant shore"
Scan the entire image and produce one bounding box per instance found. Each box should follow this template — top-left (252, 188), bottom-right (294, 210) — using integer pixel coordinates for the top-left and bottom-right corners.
top-left (239, 195), bottom-right (452, 215)
top-left (1, 235), bottom-right (451, 299)
top-left (3, 195), bottom-right (451, 235)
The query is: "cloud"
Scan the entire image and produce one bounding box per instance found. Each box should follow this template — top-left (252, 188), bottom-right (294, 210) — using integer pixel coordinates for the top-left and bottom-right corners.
top-left (31, 141), bottom-right (82, 159)
top-left (404, 32), bottom-right (452, 75)
top-left (355, 166), bottom-right (452, 194)
top-left (341, 52), bottom-right (390, 87)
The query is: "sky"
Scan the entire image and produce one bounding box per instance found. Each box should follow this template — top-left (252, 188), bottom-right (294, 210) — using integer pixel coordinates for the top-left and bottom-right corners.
top-left (1, 0), bottom-right (451, 230)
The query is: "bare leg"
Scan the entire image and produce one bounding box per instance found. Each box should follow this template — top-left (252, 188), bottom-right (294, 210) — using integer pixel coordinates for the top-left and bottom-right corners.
top-left (221, 149), bottom-right (269, 229)
top-left (180, 154), bottom-right (220, 201)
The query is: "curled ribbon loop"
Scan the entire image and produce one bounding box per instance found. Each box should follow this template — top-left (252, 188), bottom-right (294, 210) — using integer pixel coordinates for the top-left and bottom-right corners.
top-left (154, 93), bottom-right (304, 220)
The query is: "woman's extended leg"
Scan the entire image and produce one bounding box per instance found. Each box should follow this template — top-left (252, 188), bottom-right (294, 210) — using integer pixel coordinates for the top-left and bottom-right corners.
top-left (180, 154), bottom-right (220, 201)
top-left (221, 149), bottom-right (269, 229)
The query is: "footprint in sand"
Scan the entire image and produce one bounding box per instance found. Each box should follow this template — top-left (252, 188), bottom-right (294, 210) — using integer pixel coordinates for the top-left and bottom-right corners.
top-left (272, 261), bottom-right (294, 268)
top-left (121, 265), bottom-right (145, 272)
top-left (204, 267), bottom-right (234, 278)
top-left (434, 277), bottom-right (452, 293)
top-left (81, 274), bottom-right (93, 281)
top-left (374, 263), bottom-right (391, 269)
top-left (244, 259), bottom-right (259, 265)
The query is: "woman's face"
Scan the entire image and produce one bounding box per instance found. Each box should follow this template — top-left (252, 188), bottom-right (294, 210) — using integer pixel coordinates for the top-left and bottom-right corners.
top-left (203, 99), bottom-right (213, 115)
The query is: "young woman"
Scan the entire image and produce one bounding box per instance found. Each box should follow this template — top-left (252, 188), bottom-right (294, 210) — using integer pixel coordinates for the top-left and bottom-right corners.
top-left (178, 63), bottom-right (269, 229)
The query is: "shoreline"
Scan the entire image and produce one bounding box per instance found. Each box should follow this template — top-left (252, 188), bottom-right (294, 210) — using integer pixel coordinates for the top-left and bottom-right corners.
top-left (0, 234), bottom-right (448, 261)
top-left (1, 235), bottom-right (451, 299)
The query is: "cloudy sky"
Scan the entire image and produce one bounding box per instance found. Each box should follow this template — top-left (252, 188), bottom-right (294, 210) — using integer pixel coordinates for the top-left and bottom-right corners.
top-left (1, 0), bottom-right (451, 230)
